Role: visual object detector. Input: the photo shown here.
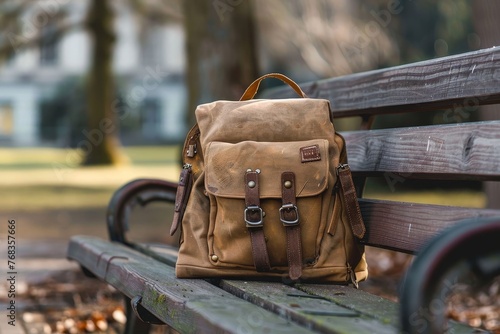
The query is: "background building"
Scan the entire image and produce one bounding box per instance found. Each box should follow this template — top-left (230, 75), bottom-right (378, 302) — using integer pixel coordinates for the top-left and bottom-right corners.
top-left (0, 0), bottom-right (186, 147)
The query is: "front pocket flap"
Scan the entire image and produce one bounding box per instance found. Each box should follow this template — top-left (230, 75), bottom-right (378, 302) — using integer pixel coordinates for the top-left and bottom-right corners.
top-left (205, 139), bottom-right (329, 198)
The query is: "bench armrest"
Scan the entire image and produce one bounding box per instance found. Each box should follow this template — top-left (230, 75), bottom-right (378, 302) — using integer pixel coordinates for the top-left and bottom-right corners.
top-left (400, 217), bottom-right (500, 333)
top-left (106, 178), bottom-right (178, 244)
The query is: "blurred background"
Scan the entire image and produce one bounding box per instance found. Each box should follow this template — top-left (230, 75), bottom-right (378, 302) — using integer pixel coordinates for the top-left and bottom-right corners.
top-left (0, 0), bottom-right (499, 333)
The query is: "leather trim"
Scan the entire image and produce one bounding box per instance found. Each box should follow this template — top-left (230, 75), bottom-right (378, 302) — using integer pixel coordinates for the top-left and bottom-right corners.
top-left (286, 226), bottom-right (302, 281)
top-left (249, 228), bottom-right (271, 272)
top-left (170, 167), bottom-right (193, 236)
top-left (245, 171), bottom-right (271, 272)
top-left (338, 166), bottom-right (366, 239)
top-left (281, 172), bottom-right (303, 281)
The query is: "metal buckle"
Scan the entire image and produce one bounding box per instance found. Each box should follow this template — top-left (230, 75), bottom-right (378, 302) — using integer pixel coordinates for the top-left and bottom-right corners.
top-left (245, 206), bottom-right (264, 228)
top-left (336, 163), bottom-right (350, 175)
top-left (279, 203), bottom-right (299, 226)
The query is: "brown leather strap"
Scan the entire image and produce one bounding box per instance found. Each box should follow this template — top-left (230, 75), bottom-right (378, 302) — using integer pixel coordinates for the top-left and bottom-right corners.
top-left (249, 228), bottom-right (271, 272)
top-left (286, 226), bottom-right (302, 281)
top-left (245, 170), bottom-right (271, 272)
top-left (280, 172), bottom-right (299, 224)
top-left (239, 73), bottom-right (308, 101)
top-left (337, 165), bottom-right (366, 239)
top-left (281, 172), bottom-right (302, 281)
top-left (244, 171), bottom-right (260, 212)
top-left (170, 166), bottom-right (193, 236)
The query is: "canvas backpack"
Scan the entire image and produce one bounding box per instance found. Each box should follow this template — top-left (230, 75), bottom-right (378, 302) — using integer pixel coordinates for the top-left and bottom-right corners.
top-left (170, 73), bottom-right (367, 284)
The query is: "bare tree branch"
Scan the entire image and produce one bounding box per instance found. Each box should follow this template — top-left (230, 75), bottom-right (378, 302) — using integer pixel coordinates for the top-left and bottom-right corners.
top-left (0, 19), bottom-right (84, 62)
top-left (254, 0), bottom-right (397, 77)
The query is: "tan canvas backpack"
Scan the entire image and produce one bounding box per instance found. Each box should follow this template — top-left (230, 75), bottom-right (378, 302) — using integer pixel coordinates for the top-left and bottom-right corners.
top-left (170, 73), bottom-right (367, 284)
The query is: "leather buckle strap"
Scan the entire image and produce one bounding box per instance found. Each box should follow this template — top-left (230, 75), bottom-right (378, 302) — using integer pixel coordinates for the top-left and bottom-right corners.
top-left (337, 164), bottom-right (366, 239)
top-left (281, 172), bottom-right (303, 281)
top-left (171, 164), bottom-right (193, 236)
top-left (249, 229), bottom-right (271, 272)
top-left (244, 170), bottom-right (262, 227)
top-left (245, 170), bottom-right (271, 272)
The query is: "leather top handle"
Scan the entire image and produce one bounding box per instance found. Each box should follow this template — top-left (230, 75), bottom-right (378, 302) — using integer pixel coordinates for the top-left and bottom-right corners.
top-left (240, 73), bottom-right (308, 101)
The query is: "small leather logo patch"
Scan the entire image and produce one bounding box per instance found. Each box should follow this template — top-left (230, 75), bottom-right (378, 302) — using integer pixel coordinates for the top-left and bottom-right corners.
top-left (300, 145), bottom-right (321, 163)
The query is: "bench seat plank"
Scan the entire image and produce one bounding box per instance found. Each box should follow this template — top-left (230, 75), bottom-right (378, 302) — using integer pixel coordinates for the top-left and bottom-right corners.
top-left (67, 236), bottom-right (314, 334)
top-left (130, 244), bottom-right (483, 334)
top-left (298, 285), bottom-right (479, 334)
top-left (219, 280), bottom-right (396, 334)
top-left (359, 199), bottom-right (500, 253)
top-left (130, 243), bottom-right (488, 334)
top-left (112, 244), bottom-right (398, 332)
top-left (68, 236), bottom-right (484, 334)
top-left (343, 121), bottom-right (500, 180)
top-left (67, 238), bottom-right (402, 333)
top-left (111, 244), bottom-right (397, 332)
top-left (297, 284), bottom-right (398, 326)
top-left (262, 47), bottom-right (500, 117)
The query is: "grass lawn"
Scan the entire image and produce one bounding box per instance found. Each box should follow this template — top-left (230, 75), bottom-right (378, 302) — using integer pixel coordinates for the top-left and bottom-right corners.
top-left (0, 146), bottom-right (181, 211)
top-left (0, 146), bottom-right (180, 169)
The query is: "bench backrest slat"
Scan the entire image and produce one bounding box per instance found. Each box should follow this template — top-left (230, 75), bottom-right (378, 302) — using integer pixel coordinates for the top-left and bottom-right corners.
top-left (344, 121), bottom-right (500, 181)
top-left (262, 47), bottom-right (500, 118)
top-left (360, 199), bottom-right (500, 253)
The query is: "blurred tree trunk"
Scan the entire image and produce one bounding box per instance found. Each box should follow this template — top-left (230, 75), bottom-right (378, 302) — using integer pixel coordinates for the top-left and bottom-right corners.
top-left (83, 0), bottom-right (127, 165)
top-left (472, 1), bottom-right (500, 209)
top-left (183, 0), bottom-right (259, 126)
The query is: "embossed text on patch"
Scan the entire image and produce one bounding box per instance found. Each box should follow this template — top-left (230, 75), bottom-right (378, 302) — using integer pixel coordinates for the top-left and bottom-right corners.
top-left (300, 145), bottom-right (321, 163)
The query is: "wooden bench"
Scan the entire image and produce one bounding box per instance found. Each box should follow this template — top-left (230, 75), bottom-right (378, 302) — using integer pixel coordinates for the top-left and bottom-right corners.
top-left (67, 47), bottom-right (500, 333)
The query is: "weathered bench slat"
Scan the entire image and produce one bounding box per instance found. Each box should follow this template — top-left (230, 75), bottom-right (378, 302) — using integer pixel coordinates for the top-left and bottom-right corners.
top-left (219, 280), bottom-right (396, 334)
top-left (360, 199), bottom-right (500, 253)
top-left (68, 230), bottom-right (490, 333)
top-left (86, 240), bottom-right (481, 333)
top-left (298, 285), bottom-right (479, 334)
top-left (344, 121), bottom-right (500, 180)
top-left (297, 284), bottom-right (398, 326)
top-left (262, 47), bottom-right (500, 117)
top-left (67, 236), bottom-right (315, 334)
top-left (68, 237), bottom-right (409, 333)
top-left (129, 244), bottom-right (486, 334)
top-left (111, 243), bottom-right (399, 327)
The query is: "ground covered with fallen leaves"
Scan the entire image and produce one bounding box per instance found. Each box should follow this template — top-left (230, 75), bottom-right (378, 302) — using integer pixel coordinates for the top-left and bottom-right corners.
top-left (447, 279), bottom-right (500, 331)
top-left (18, 269), bottom-right (173, 334)
top-left (19, 270), bottom-right (126, 334)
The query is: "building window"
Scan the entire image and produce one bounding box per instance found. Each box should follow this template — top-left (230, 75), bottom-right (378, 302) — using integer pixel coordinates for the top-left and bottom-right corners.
top-left (141, 98), bottom-right (162, 139)
top-left (0, 104), bottom-right (14, 137)
top-left (141, 24), bottom-right (164, 66)
top-left (40, 21), bottom-right (59, 66)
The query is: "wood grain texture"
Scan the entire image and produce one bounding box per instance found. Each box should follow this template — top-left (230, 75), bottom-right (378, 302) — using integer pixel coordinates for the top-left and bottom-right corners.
top-left (359, 199), bottom-right (500, 254)
top-left (297, 284), bottom-right (477, 334)
top-left (343, 121), bottom-right (500, 180)
top-left (67, 234), bottom-right (483, 333)
top-left (219, 280), bottom-right (396, 334)
top-left (262, 47), bottom-right (500, 117)
top-left (297, 284), bottom-right (399, 326)
top-left (67, 236), bottom-right (313, 334)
